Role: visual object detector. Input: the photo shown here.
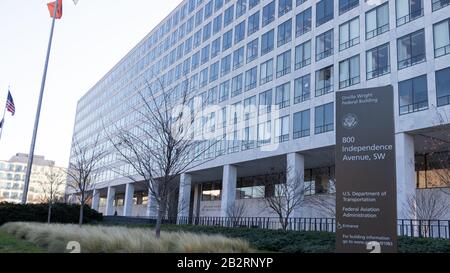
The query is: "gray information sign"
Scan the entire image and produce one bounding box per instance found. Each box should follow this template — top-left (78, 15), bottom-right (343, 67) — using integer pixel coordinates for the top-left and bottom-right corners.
top-left (336, 86), bottom-right (397, 253)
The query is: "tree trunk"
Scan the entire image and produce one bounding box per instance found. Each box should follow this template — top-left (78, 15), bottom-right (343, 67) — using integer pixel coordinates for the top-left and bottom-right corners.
top-left (79, 196), bottom-right (84, 227)
top-left (155, 208), bottom-right (163, 239)
top-left (47, 202), bottom-right (52, 224)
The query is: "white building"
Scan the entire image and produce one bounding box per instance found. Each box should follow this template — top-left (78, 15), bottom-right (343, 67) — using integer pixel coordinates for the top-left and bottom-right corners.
top-left (68, 0), bottom-right (450, 220)
top-left (0, 153), bottom-right (66, 204)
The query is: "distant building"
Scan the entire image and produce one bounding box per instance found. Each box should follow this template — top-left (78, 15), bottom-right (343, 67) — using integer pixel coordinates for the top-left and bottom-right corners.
top-left (0, 153), bottom-right (66, 203)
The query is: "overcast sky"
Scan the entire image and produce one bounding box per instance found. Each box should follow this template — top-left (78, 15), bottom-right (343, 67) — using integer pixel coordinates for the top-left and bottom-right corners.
top-left (0, 0), bottom-right (181, 167)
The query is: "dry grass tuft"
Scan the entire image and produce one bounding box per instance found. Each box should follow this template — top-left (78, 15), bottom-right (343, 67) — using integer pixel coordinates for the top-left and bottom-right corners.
top-left (0, 222), bottom-right (252, 253)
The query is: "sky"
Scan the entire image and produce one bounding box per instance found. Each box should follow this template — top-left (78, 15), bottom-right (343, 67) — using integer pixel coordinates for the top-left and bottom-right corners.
top-left (0, 0), bottom-right (182, 167)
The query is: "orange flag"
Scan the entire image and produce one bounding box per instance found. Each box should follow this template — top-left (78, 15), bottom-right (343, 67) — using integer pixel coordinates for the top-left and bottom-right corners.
top-left (47, 0), bottom-right (63, 19)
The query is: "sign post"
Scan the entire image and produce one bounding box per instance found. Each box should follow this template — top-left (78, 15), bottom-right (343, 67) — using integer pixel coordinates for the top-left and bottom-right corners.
top-left (335, 86), bottom-right (397, 253)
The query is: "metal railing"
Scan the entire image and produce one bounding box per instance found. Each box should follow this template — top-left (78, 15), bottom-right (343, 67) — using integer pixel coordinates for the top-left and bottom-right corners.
top-left (173, 216), bottom-right (450, 239)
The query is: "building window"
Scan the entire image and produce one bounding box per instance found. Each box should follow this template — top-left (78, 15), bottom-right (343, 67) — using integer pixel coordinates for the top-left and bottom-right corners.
top-left (316, 29), bottom-right (334, 61)
top-left (434, 19), bottom-right (450, 58)
top-left (219, 80), bottom-right (230, 102)
top-left (366, 3), bottom-right (389, 40)
top-left (221, 54), bottom-right (231, 76)
top-left (223, 29), bottom-right (233, 50)
top-left (257, 120), bottom-right (272, 146)
top-left (211, 37), bottom-right (221, 58)
top-left (261, 29), bottom-right (275, 55)
top-left (213, 14), bottom-right (223, 34)
top-left (276, 50), bottom-right (291, 78)
top-left (294, 74), bottom-right (310, 104)
top-left (366, 43), bottom-right (390, 80)
top-left (228, 129), bottom-right (241, 153)
top-left (277, 19), bottom-right (292, 47)
top-left (210, 61), bottom-right (220, 82)
top-left (396, 0), bottom-right (423, 27)
top-left (245, 66), bottom-right (258, 91)
top-left (208, 86), bottom-right (218, 105)
top-left (195, 8), bottom-right (204, 27)
top-left (432, 0), bottom-right (450, 11)
top-left (201, 182), bottom-right (222, 201)
top-left (315, 103), bottom-right (334, 134)
top-left (248, 11), bottom-right (260, 35)
top-left (235, 21), bottom-right (246, 44)
top-left (259, 89), bottom-right (272, 115)
top-left (244, 95), bottom-right (257, 120)
top-left (339, 55), bottom-right (360, 89)
top-left (275, 116), bottom-right (290, 143)
top-left (249, 0), bottom-right (260, 10)
top-left (316, 0), bottom-right (334, 27)
top-left (262, 1), bottom-right (276, 27)
top-left (201, 45), bottom-right (210, 64)
top-left (315, 65), bottom-right (333, 97)
top-left (339, 17), bottom-right (360, 51)
top-left (260, 59), bottom-right (274, 85)
top-left (279, 0), bottom-right (293, 17)
top-left (339, 0), bottom-right (359, 15)
top-left (224, 5), bottom-right (234, 26)
top-left (436, 67), bottom-right (450, 107)
top-left (205, 0), bottom-right (213, 18)
top-left (236, 0), bottom-right (247, 18)
top-left (247, 38), bottom-right (259, 63)
top-left (293, 109), bottom-right (310, 139)
top-left (296, 0), bottom-right (307, 6)
top-left (295, 7), bottom-right (312, 37)
top-left (233, 46), bottom-right (245, 69)
top-left (214, 0), bottom-right (223, 12)
top-left (397, 29), bottom-right (426, 70)
top-left (242, 125), bottom-right (257, 150)
top-left (399, 75), bottom-right (428, 115)
top-left (231, 74), bottom-right (244, 97)
top-left (275, 82), bottom-right (290, 109)
top-left (203, 22), bottom-right (212, 42)
top-left (295, 40), bottom-right (311, 70)
top-left (200, 68), bottom-right (209, 87)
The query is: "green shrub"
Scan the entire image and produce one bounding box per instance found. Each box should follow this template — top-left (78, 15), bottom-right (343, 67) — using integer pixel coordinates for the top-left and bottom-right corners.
top-left (0, 202), bottom-right (102, 225)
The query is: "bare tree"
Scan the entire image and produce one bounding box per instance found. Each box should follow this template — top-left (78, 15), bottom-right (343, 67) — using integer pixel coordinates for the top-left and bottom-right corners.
top-left (259, 170), bottom-right (307, 230)
top-left (405, 189), bottom-right (450, 220)
top-left (66, 136), bottom-right (107, 226)
top-left (108, 79), bottom-right (218, 238)
top-left (39, 167), bottom-right (66, 223)
top-left (306, 194), bottom-right (336, 218)
top-left (226, 202), bottom-right (247, 227)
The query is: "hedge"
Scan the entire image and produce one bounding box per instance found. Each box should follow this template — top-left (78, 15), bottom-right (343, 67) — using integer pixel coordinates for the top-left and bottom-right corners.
top-left (153, 224), bottom-right (450, 253)
top-left (0, 202), bottom-right (102, 225)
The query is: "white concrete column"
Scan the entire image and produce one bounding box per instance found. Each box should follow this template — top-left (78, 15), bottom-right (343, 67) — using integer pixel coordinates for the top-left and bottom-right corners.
top-left (220, 164), bottom-right (237, 217)
top-left (178, 173), bottom-right (192, 219)
top-left (91, 188), bottom-right (100, 211)
top-left (105, 186), bottom-right (116, 216)
top-left (287, 152), bottom-right (305, 218)
top-left (147, 188), bottom-right (158, 218)
top-left (396, 133), bottom-right (416, 219)
top-left (123, 183), bottom-right (135, 217)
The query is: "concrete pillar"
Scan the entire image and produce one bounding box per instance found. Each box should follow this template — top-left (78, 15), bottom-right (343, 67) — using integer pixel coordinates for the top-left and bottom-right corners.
top-left (91, 188), bottom-right (100, 211)
top-left (287, 152), bottom-right (305, 218)
top-left (106, 186), bottom-right (116, 216)
top-left (178, 173), bottom-right (192, 219)
top-left (123, 183), bottom-right (135, 217)
top-left (220, 164), bottom-right (237, 217)
top-left (147, 188), bottom-right (158, 218)
top-left (396, 133), bottom-right (416, 219)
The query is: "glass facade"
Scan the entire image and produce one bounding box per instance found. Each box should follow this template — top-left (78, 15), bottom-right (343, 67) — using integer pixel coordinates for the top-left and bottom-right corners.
top-left (72, 0), bottom-right (450, 186)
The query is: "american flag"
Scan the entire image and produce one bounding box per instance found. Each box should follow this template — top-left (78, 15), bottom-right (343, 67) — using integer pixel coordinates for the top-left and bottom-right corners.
top-left (6, 91), bottom-right (15, 116)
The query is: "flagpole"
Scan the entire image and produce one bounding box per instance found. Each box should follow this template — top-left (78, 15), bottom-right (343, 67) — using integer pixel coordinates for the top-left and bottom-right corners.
top-left (0, 90), bottom-right (7, 142)
top-left (22, 1), bottom-right (59, 204)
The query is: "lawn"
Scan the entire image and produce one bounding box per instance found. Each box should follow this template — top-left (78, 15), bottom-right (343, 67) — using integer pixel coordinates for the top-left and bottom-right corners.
top-left (0, 230), bottom-right (44, 253)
